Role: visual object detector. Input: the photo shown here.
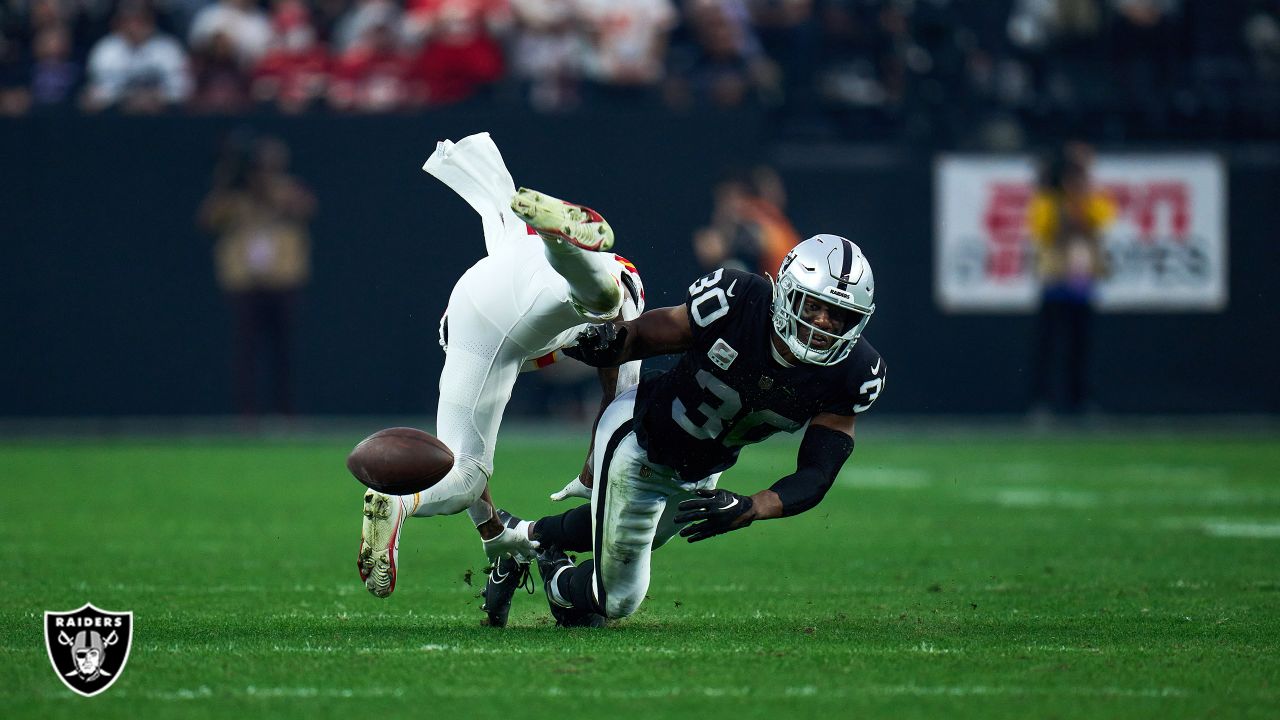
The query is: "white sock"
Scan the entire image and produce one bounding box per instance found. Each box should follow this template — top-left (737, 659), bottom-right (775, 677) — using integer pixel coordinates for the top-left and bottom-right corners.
top-left (542, 241), bottom-right (621, 317)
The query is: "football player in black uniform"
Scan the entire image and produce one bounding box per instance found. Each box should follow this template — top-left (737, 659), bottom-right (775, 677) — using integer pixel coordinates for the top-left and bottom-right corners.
top-left (502, 234), bottom-right (885, 626)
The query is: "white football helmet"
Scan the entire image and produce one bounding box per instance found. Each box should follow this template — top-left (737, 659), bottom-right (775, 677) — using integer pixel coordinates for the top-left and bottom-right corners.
top-left (772, 234), bottom-right (875, 366)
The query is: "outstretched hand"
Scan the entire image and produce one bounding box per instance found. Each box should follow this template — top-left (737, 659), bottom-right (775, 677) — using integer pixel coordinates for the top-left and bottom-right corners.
top-left (674, 489), bottom-right (755, 543)
top-left (550, 475), bottom-right (592, 502)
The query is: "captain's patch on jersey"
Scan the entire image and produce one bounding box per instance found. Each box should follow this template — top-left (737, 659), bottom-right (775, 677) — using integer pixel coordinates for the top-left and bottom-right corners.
top-left (707, 338), bottom-right (738, 370)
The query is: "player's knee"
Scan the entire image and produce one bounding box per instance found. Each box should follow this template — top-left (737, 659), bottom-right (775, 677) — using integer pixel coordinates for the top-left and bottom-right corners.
top-left (449, 456), bottom-right (489, 508)
top-left (604, 591), bottom-right (643, 619)
top-left (605, 532), bottom-right (650, 567)
top-left (574, 282), bottom-right (622, 318)
top-left (597, 282), bottom-right (623, 312)
top-left (601, 541), bottom-right (649, 619)
top-left (416, 455), bottom-right (490, 516)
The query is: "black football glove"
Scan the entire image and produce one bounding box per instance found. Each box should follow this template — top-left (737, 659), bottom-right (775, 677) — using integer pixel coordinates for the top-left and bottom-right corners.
top-left (674, 489), bottom-right (755, 543)
top-left (562, 323), bottom-right (628, 367)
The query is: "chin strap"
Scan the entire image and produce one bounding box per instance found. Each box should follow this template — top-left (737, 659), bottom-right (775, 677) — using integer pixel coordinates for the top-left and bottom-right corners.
top-left (768, 337), bottom-right (795, 368)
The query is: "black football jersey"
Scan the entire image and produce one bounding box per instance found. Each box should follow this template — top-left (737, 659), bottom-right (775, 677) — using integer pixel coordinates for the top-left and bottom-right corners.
top-left (633, 268), bottom-right (886, 480)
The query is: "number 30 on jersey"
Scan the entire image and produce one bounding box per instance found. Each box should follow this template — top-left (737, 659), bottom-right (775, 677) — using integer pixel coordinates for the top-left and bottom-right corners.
top-left (688, 269), bottom-right (729, 327)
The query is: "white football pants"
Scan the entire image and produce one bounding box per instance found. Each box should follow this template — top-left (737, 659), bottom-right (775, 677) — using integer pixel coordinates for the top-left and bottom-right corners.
top-left (398, 132), bottom-right (638, 519)
top-left (587, 388), bottom-right (719, 619)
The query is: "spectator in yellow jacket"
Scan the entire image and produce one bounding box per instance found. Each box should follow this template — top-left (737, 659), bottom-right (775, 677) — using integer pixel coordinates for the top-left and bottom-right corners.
top-left (1027, 143), bottom-right (1115, 415)
top-left (200, 134), bottom-right (315, 418)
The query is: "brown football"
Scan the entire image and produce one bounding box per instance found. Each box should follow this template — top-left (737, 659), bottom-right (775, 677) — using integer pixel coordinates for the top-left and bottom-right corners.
top-left (346, 427), bottom-right (454, 495)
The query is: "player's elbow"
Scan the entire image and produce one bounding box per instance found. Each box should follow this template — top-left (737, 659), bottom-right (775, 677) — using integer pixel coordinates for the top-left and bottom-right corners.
top-left (777, 478), bottom-right (835, 517)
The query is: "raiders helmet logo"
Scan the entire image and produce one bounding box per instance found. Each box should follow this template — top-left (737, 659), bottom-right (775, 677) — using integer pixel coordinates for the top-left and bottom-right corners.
top-left (44, 603), bottom-right (133, 697)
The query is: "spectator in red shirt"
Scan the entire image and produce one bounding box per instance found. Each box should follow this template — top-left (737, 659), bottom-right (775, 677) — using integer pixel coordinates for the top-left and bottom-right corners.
top-left (253, 0), bottom-right (329, 113)
top-left (403, 0), bottom-right (511, 43)
top-left (328, 18), bottom-right (413, 111)
top-left (410, 2), bottom-right (505, 104)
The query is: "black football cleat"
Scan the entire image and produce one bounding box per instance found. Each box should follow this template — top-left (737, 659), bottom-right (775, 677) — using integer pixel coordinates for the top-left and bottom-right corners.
top-left (535, 547), bottom-right (606, 628)
top-left (481, 554), bottom-right (532, 628)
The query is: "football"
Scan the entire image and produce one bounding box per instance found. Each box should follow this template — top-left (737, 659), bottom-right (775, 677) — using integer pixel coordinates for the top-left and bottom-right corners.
top-left (346, 427), bottom-right (454, 495)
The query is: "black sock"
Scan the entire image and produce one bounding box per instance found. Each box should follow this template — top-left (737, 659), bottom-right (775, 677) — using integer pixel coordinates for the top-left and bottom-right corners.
top-left (533, 503), bottom-right (593, 552)
top-left (555, 559), bottom-right (604, 615)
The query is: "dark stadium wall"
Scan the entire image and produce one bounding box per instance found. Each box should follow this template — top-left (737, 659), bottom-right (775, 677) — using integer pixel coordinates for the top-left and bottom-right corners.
top-left (1, 113), bottom-right (1276, 416)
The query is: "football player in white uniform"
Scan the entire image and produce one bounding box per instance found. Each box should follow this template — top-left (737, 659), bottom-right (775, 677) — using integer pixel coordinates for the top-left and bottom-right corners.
top-left (356, 133), bottom-right (644, 626)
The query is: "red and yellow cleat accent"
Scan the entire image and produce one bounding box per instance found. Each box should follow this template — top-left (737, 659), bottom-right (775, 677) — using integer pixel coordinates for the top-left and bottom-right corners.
top-left (510, 187), bottom-right (615, 252)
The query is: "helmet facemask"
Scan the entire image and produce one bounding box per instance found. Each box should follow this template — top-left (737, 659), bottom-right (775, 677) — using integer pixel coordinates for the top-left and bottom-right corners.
top-left (773, 277), bottom-right (870, 365)
top-left (770, 234), bottom-right (875, 367)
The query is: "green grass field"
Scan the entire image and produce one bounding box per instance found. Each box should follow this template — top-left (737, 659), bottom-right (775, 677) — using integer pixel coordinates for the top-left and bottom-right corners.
top-left (1, 432), bottom-right (1278, 719)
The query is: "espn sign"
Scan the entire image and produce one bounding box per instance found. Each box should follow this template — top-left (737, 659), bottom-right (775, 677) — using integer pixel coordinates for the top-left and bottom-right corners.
top-left (934, 154), bottom-right (1227, 312)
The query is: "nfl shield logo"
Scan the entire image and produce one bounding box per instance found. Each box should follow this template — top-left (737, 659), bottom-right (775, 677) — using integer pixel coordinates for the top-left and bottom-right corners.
top-left (44, 603), bottom-right (133, 697)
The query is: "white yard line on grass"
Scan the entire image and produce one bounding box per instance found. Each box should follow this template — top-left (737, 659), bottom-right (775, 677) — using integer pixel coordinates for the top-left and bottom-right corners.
top-left (1196, 489), bottom-right (1280, 505)
top-left (837, 468), bottom-right (932, 489)
top-left (1109, 464), bottom-right (1229, 485)
top-left (1159, 517), bottom-right (1280, 539)
top-left (50, 683), bottom-right (1193, 702)
top-left (859, 684), bottom-right (1188, 699)
top-left (987, 489), bottom-right (1099, 509)
top-left (968, 488), bottom-right (1280, 509)
top-left (51, 582), bottom-right (477, 595)
top-left (1201, 520), bottom-right (1280, 539)
top-left (990, 462), bottom-right (1056, 482)
top-left (15, 641), bottom-right (1121, 659)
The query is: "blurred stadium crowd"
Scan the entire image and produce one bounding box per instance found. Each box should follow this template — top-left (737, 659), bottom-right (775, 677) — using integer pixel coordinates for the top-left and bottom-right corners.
top-left (2, 0), bottom-right (1278, 141)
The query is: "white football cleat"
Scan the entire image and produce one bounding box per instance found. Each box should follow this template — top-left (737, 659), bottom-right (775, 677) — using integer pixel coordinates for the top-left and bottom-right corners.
top-left (358, 490), bottom-right (408, 598)
top-left (510, 187), bottom-right (614, 252)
